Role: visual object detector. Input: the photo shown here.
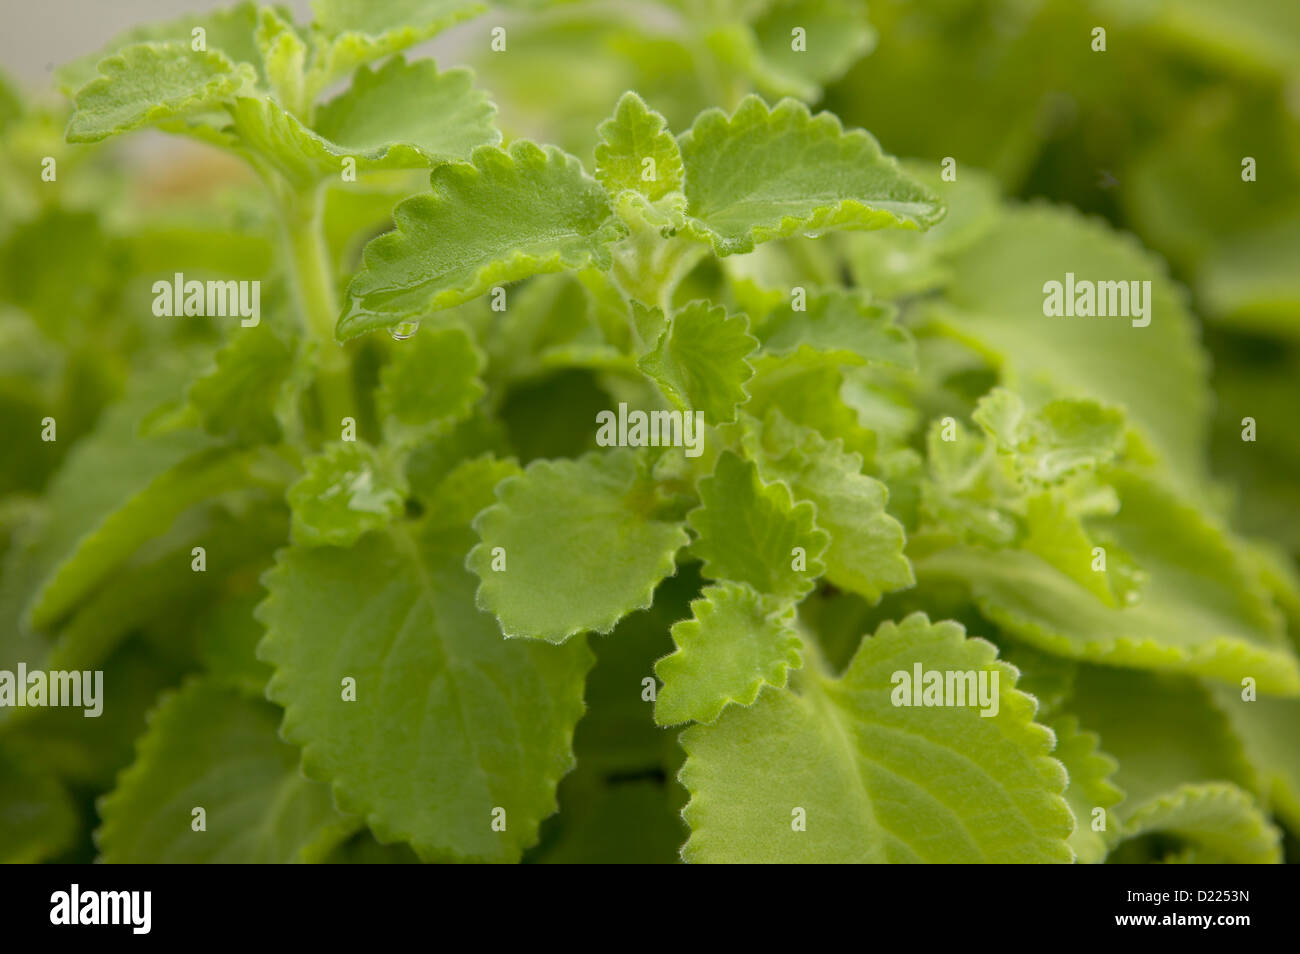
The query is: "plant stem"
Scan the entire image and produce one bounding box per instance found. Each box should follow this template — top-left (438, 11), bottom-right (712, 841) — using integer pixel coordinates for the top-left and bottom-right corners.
top-left (610, 224), bottom-right (709, 339)
top-left (282, 182), bottom-right (354, 434)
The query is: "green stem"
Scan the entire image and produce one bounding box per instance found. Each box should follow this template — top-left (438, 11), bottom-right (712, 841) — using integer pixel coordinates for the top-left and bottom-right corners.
top-left (281, 183), bottom-right (354, 434)
top-left (610, 226), bottom-right (708, 339)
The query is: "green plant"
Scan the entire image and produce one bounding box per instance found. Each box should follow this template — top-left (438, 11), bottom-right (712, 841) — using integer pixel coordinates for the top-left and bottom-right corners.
top-left (1, 0), bottom-right (1297, 865)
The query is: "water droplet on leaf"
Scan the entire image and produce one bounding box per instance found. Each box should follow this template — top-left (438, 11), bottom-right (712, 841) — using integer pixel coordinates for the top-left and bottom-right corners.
top-left (390, 321), bottom-right (420, 340)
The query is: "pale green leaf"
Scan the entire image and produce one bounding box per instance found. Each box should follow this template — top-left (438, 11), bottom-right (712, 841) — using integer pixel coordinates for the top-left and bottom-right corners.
top-left (469, 450), bottom-right (689, 642)
top-left (677, 96), bottom-right (943, 256)
top-left (259, 457), bottom-right (595, 861)
top-left (377, 325), bottom-right (486, 446)
top-left (926, 205), bottom-right (1210, 483)
top-left (67, 43), bottom-right (254, 143)
top-left (680, 613), bottom-right (1073, 862)
top-left (687, 451), bottom-right (828, 601)
top-left (96, 680), bottom-right (356, 863)
top-left (1067, 666), bottom-right (1255, 808)
top-left (1117, 783), bottom-right (1282, 865)
top-left (1209, 684), bottom-right (1300, 832)
top-left (307, 0), bottom-right (487, 100)
top-left (55, 2), bottom-right (263, 94)
top-left (655, 582), bottom-right (801, 726)
top-left (256, 6), bottom-right (308, 111)
top-left (755, 287), bottom-right (915, 368)
top-left (340, 141), bottom-right (625, 339)
top-left (0, 356), bottom-right (272, 641)
top-left (288, 442), bottom-right (407, 548)
top-left (230, 60), bottom-right (499, 186)
top-left (637, 300), bottom-right (756, 425)
top-left (744, 412), bottom-right (913, 602)
top-left (312, 57), bottom-right (500, 167)
top-left (186, 324), bottom-right (297, 445)
top-left (1047, 714), bottom-right (1121, 863)
top-left (973, 389), bottom-right (1126, 484)
top-left (917, 471), bottom-right (1300, 692)
top-left (594, 91), bottom-right (684, 202)
top-left (744, 350), bottom-right (876, 462)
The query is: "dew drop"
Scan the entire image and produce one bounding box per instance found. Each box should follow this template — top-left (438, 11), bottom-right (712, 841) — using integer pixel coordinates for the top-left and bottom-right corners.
top-left (390, 321), bottom-right (420, 340)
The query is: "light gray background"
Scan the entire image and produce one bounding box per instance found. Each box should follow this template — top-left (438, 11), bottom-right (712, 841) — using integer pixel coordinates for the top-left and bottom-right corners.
top-left (1, 0), bottom-right (315, 86)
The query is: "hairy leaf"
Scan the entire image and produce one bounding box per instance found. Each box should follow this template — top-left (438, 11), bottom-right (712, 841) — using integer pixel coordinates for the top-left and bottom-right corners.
top-left (687, 451), bottom-right (828, 601)
top-left (288, 442), bottom-right (407, 548)
top-left (595, 91), bottom-right (683, 202)
top-left (637, 300), bottom-right (756, 425)
top-left (259, 457), bottom-right (594, 861)
top-left (469, 450), bottom-right (688, 642)
top-left (677, 96), bottom-right (943, 255)
top-left (680, 613), bottom-right (1073, 862)
top-left (96, 680), bottom-right (355, 862)
top-left (655, 582), bottom-right (801, 726)
top-left (755, 287), bottom-right (915, 368)
top-left (340, 141), bottom-right (625, 339)
top-left (377, 325), bottom-right (486, 446)
top-left (67, 43), bottom-right (254, 143)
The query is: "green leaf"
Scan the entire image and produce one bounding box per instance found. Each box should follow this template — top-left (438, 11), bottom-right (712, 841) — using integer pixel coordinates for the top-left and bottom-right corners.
top-left (655, 582), bottom-right (801, 726)
top-left (1208, 684), bottom-right (1300, 832)
top-left (594, 91), bottom-right (684, 203)
top-left (1067, 666), bottom-right (1254, 809)
top-left (679, 613), bottom-right (1073, 862)
top-left (973, 389), bottom-right (1126, 484)
top-left (0, 358), bottom-right (274, 641)
top-left (0, 745), bottom-right (79, 863)
top-left (288, 442), bottom-right (408, 548)
top-left (55, 2), bottom-right (263, 94)
top-left (572, 565), bottom-right (703, 774)
top-left (636, 300), bottom-right (757, 425)
top-left (687, 451), bottom-right (828, 601)
top-left (96, 680), bottom-right (356, 863)
top-left (469, 450), bottom-right (689, 642)
top-left (186, 324), bottom-right (297, 445)
top-left (744, 350), bottom-right (876, 463)
top-left (677, 96), bottom-right (943, 256)
top-left (1047, 714), bottom-right (1121, 863)
top-left (743, 413), bottom-right (913, 602)
top-left (340, 141), bottom-right (625, 339)
top-left (376, 325), bottom-right (485, 447)
top-left (1117, 783), bottom-right (1282, 865)
top-left (306, 0), bottom-right (488, 102)
top-left (312, 57), bottom-right (500, 167)
top-left (259, 457), bottom-right (595, 862)
top-left (67, 43), bottom-right (254, 143)
top-left (926, 205), bottom-right (1211, 484)
top-left (754, 287), bottom-right (915, 368)
top-left (231, 61), bottom-right (499, 187)
top-left (917, 471), bottom-right (1300, 692)
top-left (256, 6), bottom-right (308, 112)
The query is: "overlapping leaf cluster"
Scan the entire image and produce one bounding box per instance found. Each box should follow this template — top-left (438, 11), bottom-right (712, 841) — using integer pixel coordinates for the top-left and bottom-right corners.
top-left (0, 0), bottom-right (1296, 865)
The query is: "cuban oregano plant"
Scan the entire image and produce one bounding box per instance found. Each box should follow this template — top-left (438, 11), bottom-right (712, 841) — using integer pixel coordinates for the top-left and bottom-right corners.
top-left (0, 0), bottom-right (1297, 865)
